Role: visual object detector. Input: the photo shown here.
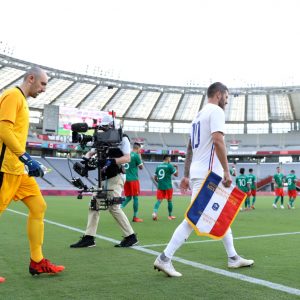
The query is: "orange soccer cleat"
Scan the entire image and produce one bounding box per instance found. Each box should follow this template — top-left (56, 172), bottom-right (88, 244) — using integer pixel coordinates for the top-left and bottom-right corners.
top-left (168, 216), bottom-right (176, 220)
top-left (132, 217), bottom-right (144, 222)
top-left (0, 276), bottom-right (5, 283)
top-left (29, 258), bottom-right (65, 276)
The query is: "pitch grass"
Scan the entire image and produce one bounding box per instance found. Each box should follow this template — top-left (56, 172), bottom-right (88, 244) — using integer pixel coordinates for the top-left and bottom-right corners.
top-left (0, 195), bottom-right (300, 300)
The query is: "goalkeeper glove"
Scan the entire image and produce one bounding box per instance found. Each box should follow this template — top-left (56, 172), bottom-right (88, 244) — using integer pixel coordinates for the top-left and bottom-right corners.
top-left (19, 153), bottom-right (44, 177)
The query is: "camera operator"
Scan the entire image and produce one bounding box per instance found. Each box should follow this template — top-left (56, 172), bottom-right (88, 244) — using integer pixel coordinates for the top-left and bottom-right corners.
top-left (70, 115), bottom-right (138, 248)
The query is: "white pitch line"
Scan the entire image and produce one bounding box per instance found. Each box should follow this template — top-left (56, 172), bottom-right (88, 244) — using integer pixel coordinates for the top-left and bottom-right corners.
top-left (6, 208), bottom-right (300, 297)
top-left (7, 209), bottom-right (121, 245)
top-left (141, 231), bottom-right (300, 248)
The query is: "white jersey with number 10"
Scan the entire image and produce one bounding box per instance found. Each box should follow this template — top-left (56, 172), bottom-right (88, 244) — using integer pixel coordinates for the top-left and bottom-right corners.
top-left (189, 103), bottom-right (225, 180)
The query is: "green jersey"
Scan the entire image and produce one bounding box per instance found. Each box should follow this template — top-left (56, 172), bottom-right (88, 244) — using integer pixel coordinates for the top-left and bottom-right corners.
top-left (274, 173), bottom-right (284, 188)
top-left (236, 174), bottom-right (249, 192)
top-left (155, 162), bottom-right (176, 190)
top-left (286, 173), bottom-right (296, 190)
top-left (230, 167), bottom-right (236, 177)
top-left (247, 173), bottom-right (256, 190)
top-left (124, 152), bottom-right (142, 182)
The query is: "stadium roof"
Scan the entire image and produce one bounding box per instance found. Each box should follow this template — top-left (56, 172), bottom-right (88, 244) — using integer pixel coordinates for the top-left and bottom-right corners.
top-left (1, 54), bottom-right (300, 134)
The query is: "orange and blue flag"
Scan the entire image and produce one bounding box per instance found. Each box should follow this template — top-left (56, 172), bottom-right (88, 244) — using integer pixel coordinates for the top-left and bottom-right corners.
top-left (185, 171), bottom-right (246, 239)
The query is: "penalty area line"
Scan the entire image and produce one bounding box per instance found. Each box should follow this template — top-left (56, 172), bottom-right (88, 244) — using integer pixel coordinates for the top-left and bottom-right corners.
top-left (6, 208), bottom-right (300, 297)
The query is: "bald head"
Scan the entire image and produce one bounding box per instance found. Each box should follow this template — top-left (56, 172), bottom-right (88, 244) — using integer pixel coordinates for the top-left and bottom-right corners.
top-left (24, 66), bottom-right (46, 81)
top-left (21, 66), bottom-right (48, 98)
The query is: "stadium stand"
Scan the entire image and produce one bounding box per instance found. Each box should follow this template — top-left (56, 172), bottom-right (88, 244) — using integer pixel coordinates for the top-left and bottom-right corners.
top-left (32, 158), bottom-right (300, 193)
top-left (226, 132), bottom-right (300, 150)
top-left (1, 54), bottom-right (300, 195)
top-left (0, 66), bottom-right (25, 90)
top-left (28, 78), bottom-right (73, 109)
top-left (138, 166), bottom-right (157, 191)
top-left (2, 53), bottom-right (300, 129)
top-left (26, 129), bottom-right (299, 153)
top-left (138, 132), bottom-right (165, 148)
top-left (34, 157), bottom-right (73, 189)
top-left (161, 133), bottom-right (188, 148)
top-left (44, 157), bottom-right (94, 187)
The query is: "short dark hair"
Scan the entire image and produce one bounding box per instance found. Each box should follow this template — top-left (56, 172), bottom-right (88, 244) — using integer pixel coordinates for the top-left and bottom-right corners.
top-left (163, 155), bottom-right (171, 160)
top-left (249, 168), bottom-right (253, 173)
top-left (133, 142), bottom-right (141, 149)
top-left (207, 82), bottom-right (228, 98)
top-left (240, 168), bottom-right (245, 174)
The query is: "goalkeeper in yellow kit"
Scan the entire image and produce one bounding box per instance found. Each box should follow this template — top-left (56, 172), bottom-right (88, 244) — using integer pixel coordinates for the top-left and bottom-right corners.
top-left (0, 67), bottom-right (64, 282)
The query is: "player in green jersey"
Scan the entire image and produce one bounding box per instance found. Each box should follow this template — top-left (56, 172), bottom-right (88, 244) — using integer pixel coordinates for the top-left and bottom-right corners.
top-left (152, 155), bottom-right (178, 220)
top-left (273, 166), bottom-right (285, 209)
top-left (122, 143), bottom-right (144, 222)
top-left (236, 168), bottom-right (250, 210)
top-left (230, 162), bottom-right (236, 178)
top-left (247, 168), bottom-right (257, 209)
top-left (286, 170), bottom-right (297, 209)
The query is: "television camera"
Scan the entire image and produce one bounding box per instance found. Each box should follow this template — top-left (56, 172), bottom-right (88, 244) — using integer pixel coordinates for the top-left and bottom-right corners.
top-left (70, 114), bottom-right (125, 210)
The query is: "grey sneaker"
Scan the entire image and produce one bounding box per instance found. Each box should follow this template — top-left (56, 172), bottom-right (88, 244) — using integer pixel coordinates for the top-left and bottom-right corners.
top-left (154, 256), bottom-right (182, 277)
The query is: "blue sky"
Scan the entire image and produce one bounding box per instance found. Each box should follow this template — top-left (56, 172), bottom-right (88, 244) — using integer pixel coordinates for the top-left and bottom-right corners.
top-left (1, 0), bottom-right (300, 87)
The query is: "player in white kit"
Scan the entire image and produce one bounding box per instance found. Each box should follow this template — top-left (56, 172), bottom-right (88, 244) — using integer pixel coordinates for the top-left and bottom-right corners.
top-left (154, 82), bottom-right (254, 277)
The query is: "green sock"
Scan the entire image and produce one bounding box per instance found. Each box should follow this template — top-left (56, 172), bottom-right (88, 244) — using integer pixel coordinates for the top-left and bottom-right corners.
top-left (274, 196), bottom-right (279, 204)
top-left (291, 199), bottom-right (295, 207)
top-left (167, 201), bottom-right (173, 216)
top-left (133, 196), bottom-right (138, 217)
top-left (121, 196), bottom-right (132, 208)
top-left (252, 196), bottom-right (256, 205)
top-left (245, 198), bottom-right (250, 208)
top-left (281, 197), bottom-right (284, 205)
top-left (153, 200), bottom-right (162, 213)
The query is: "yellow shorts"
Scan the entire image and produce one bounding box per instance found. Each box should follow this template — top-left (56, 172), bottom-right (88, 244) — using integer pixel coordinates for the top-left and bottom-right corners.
top-left (0, 172), bottom-right (41, 212)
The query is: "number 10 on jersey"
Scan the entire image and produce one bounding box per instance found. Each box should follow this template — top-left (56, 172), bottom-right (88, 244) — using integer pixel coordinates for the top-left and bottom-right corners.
top-left (191, 121), bottom-right (200, 149)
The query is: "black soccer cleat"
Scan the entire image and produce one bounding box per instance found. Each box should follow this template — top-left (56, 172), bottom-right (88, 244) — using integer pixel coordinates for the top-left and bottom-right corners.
top-left (114, 234), bottom-right (138, 247)
top-left (70, 235), bottom-right (96, 248)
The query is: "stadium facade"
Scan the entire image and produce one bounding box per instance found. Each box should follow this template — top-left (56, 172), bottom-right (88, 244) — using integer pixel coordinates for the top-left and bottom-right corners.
top-left (1, 53), bottom-right (300, 163)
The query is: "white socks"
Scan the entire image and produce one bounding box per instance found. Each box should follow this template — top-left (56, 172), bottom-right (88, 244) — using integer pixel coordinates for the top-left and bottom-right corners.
top-left (164, 221), bottom-right (237, 259)
top-left (164, 219), bottom-right (193, 259)
top-left (222, 228), bottom-right (238, 258)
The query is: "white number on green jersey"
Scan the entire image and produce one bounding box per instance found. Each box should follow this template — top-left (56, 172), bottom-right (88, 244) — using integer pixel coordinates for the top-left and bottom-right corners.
top-left (158, 169), bottom-right (165, 180)
top-left (238, 178), bottom-right (246, 186)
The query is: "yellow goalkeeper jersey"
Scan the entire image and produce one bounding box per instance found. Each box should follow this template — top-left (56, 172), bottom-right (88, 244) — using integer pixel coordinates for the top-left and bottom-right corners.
top-left (0, 87), bottom-right (29, 174)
